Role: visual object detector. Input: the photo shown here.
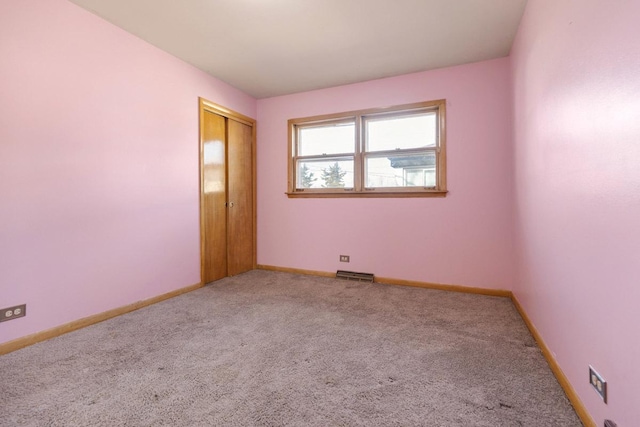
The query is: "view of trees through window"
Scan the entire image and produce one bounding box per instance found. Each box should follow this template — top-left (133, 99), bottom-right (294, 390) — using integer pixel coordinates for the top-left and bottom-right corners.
top-left (297, 159), bottom-right (353, 188)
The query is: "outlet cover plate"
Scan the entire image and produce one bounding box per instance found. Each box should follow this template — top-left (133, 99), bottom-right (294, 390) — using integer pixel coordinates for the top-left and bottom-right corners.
top-left (339, 255), bottom-right (350, 262)
top-left (589, 365), bottom-right (607, 403)
top-left (1, 304), bottom-right (27, 323)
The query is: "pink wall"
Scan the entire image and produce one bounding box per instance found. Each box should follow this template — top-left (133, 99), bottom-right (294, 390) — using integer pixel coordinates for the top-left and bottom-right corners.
top-left (0, 0), bottom-right (255, 345)
top-left (511, 1), bottom-right (640, 425)
top-left (3, 1), bottom-right (634, 423)
top-left (257, 58), bottom-right (515, 290)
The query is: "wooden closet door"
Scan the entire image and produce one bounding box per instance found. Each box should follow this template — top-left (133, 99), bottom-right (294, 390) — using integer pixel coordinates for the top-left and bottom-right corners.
top-left (227, 118), bottom-right (254, 276)
top-left (202, 111), bottom-right (227, 283)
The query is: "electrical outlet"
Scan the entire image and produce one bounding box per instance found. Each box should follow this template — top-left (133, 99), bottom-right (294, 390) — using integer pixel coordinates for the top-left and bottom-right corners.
top-left (0, 304), bottom-right (26, 323)
top-left (589, 365), bottom-right (607, 403)
top-left (339, 255), bottom-right (350, 262)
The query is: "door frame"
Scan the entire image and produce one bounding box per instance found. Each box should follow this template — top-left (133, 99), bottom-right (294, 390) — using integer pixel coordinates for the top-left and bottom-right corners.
top-left (199, 97), bottom-right (257, 284)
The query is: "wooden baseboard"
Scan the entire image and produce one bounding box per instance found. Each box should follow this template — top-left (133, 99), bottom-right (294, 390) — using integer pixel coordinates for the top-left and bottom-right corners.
top-left (257, 264), bottom-right (512, 298)
top-left (0, 282), bottom-right (203, 356)
top-left (511, 295), bottom-right (595, 427)
top-left (375, 275), bottom-right (512, 298)
top-left (256, 264), bottom-right (336, 278)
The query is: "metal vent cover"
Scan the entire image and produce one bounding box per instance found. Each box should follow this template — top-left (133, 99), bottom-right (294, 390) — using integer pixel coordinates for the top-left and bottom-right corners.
top-left (336, 270), bottom-right (374, 282)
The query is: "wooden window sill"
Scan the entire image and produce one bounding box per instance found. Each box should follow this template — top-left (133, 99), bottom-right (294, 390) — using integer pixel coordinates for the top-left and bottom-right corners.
top-left (285, 190), bottom-right (448, 198)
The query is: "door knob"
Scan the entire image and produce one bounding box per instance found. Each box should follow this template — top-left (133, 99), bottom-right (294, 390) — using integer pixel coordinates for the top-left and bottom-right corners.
top-left (228, 202), bottom-right (234, 208)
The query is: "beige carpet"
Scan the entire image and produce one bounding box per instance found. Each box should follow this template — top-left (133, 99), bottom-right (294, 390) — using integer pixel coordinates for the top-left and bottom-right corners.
top-left (0, 270), bottom-right (581, 426)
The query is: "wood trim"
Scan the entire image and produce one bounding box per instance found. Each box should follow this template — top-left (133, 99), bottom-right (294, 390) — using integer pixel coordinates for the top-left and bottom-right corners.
top-left (257, 264), bottom-right (336, 278)
top-left (354, 114), bottom-right (363, 191)
top-left (287, 116), bottom-right (295, 194)
top-left (199, 100), bottom-right (207, 283)
top-left (511, 295), bottom-right (595, 427)
top-left (287, 99), bottom-right (445, 125)
top-left (437, 100), bottom-right (447, 190)
top-left (256, 264), bottom-right (510, 297)
top-left (0, 282), bottom-right (203, 356)
top-left (252, 121), bottom-right (257, 269)
top-left (286, 190), bottom-right (448, 198)
top-left (375, 275), bottom-right (512, 298)
top-left (199, 97), bottom-right (258, 283)
top-left (200, 98), bottom-right (255, 127)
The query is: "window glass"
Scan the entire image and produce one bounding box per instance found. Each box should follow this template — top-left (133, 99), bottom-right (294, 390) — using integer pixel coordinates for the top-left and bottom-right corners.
top-left (296, 158), bottom-right (354, 189)
top-left (365, 152), bottom-right (436, 188)
top-left (366, 113), bottom-right (436, 152)
top-left (405, 168), bottom-right (436, 188)
top-left (298, 122), bottom-right (355, 156)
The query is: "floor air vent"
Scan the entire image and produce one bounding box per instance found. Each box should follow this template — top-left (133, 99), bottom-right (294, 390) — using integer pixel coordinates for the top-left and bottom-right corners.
top-left (336, 270), bottom-right (374, 282)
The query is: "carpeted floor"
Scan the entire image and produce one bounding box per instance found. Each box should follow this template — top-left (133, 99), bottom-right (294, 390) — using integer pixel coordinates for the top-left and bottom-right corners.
top-left (0, 270), bottom-right (581, 426)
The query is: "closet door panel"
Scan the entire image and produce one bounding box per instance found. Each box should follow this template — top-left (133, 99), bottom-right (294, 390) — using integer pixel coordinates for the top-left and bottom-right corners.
top-left (202, 111), bottom-right (228, 283)
top-left (227, 119), bottom-right (254, 276)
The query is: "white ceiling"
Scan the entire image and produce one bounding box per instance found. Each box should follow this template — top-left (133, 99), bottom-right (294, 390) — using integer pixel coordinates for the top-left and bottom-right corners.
top-left (68, 0), bottom-right (527, 99)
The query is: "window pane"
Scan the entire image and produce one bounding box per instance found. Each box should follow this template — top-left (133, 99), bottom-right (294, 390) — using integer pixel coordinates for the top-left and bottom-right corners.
top-left (365, 152), bottom-right (436, 188)
top-left (366, 112), bottom-right (436, 152)
top-left (297, 158), bottom-right (354, 189)
top-left (298, 122), bottom-right (355, 156)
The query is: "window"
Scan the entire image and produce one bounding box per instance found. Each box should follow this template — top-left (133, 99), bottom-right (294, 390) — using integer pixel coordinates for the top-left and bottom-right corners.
top-left (287, 100), bottom-right (446, 198)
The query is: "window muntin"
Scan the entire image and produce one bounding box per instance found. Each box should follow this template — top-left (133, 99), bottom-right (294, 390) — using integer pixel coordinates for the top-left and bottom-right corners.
top-left (288, 100), bottom-right (446, 197)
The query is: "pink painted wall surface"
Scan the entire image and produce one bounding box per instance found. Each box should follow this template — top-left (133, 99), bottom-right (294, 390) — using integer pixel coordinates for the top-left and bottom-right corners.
top-left (511, 1), bottom-right (640, 425)
top-left (257, 58), bottom-right (515, 290)
top-left (0, 0), bottom-right (255, 345)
